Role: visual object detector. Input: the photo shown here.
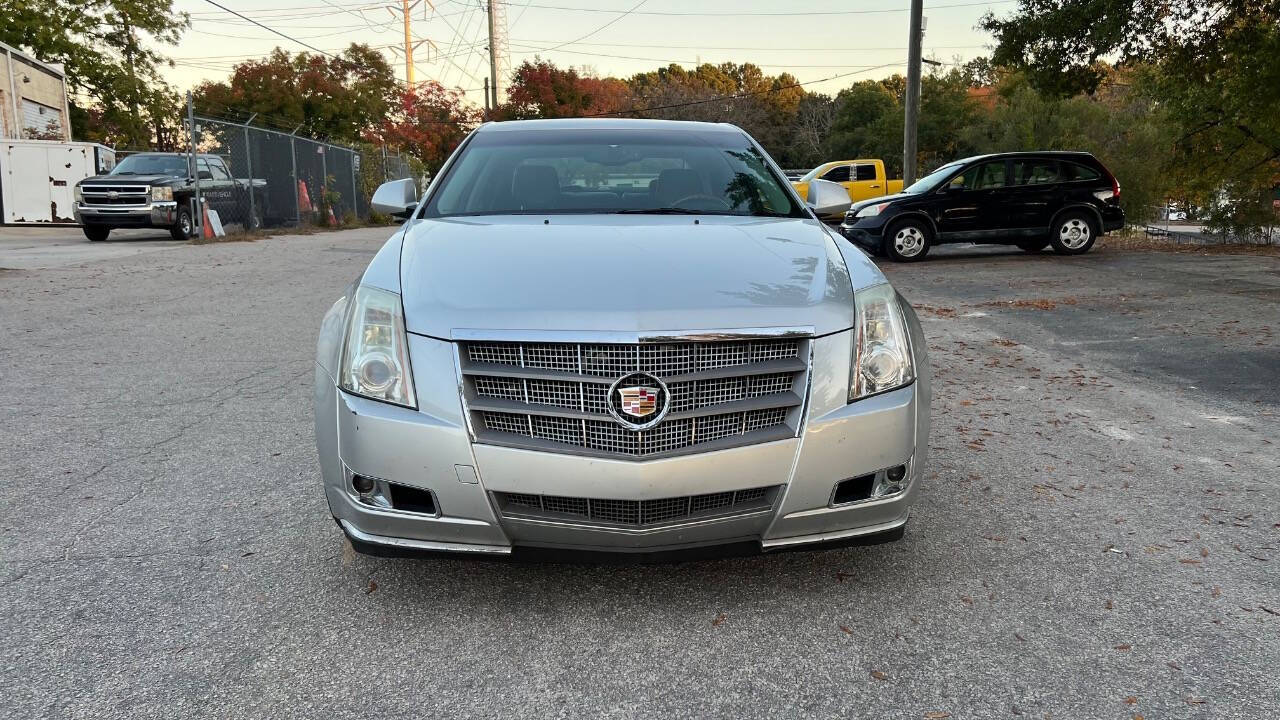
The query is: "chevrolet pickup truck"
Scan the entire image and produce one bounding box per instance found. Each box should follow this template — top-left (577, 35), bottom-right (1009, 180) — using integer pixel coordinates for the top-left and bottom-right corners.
top-left (73, 152), bottom-right (267, 241)
top-left (792, 159), bottom-right (904, 221)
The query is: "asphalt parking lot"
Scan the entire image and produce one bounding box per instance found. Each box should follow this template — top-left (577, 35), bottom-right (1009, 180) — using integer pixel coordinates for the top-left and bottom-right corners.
top-left (1, 227), bottom-right (1276, 718)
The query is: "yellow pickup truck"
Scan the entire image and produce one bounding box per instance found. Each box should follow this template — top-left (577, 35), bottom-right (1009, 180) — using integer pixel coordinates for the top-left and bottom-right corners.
top-left (792, 159), bottom-right (904, 219)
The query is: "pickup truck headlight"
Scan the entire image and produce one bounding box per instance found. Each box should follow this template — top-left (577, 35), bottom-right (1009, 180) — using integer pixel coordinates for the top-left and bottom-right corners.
top-left (855, 202), bottom-right (891, 218)
top-left (339, 285), bottom-right (417, 408)
top-left (74, 185), bottom-right (84, 202)
top-left (151, 186), bottom-right (173, 202)
top-left (849, 284), bottom-right (915, 401)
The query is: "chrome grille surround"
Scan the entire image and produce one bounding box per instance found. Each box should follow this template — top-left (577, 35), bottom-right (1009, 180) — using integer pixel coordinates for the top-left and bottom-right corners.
top-left (79, 184), bottom-right (150, 207)
top-left (493, 486), bottom-right (782, 528)
top-left (460, 330), bottom-right (811, 460)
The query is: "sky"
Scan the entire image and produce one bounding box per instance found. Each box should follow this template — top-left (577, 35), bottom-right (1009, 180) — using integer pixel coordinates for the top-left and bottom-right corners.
top-left (166, 0), bottom-right (1014, 107)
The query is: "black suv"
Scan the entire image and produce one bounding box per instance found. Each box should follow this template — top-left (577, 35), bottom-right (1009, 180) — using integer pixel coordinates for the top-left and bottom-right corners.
top-left (840, 151), bottom-right (1124, 261)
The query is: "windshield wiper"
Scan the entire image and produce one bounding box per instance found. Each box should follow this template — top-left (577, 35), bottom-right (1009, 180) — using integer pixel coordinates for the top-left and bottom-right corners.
top-left (613, 207), bottom-right (715, 215)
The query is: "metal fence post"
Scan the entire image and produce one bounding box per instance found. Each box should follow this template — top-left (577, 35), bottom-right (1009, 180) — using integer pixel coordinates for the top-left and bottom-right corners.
top-left (290, 127), bottom-right (300, 225)
top-left (382, 145), bottom-right (388, 183)
top-left (320, 145), bottom-right (328, 224)
top-left (243, 119), bottom-right (256, 231)
top-left (350, 149), bottom-right (359, 220)
top-left (186, 91), bottom-right (202, 236)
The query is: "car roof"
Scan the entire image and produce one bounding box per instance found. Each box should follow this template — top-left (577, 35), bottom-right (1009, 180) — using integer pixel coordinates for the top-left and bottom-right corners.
top-left (475, 118), bottom-right (744, 134)
top-left (950, 151), bottom-right (1097, 164)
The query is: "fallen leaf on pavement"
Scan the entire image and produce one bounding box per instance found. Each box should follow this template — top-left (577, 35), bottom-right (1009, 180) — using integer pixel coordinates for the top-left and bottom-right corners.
top-left (924, 713), bottom-right (951, 719)
top-left (870, 670), bottom-right (887, 681)
top-left (712, 612), bottom-right (728, 627)
top-left (839, 625), bottom-right (853, 635)
top-left (365, 579), bottom-right (378, 595)
top-left (1185, 697), bottom-right (1206, 705)
top-left (1114, 643), bottom-right (1132, 651)
top-left (1105, 599), bottom-right (1114, 610)
top-left (1124, 696), bottom-right (1137, 705)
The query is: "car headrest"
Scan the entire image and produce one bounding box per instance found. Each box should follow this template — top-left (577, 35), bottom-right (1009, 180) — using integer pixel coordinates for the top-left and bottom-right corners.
top-left (654, 169), bottom-right (703, 205)
top-left (512, 164), bottom-right (560, 209)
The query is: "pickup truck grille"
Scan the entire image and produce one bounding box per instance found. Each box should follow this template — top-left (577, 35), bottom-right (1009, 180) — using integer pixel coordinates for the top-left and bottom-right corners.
top-left (80, 185), bottom-right (150, 207)
top-left (460, 337), bottom-right (810, 460)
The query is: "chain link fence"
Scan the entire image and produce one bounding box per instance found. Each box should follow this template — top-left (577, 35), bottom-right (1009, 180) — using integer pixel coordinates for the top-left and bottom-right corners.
top-left (189, 115), bottom-right (417, 233)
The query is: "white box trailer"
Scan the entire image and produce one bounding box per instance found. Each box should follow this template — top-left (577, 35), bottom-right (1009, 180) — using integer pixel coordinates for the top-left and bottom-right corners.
top-left (0, 140), bottom-right (115, 225)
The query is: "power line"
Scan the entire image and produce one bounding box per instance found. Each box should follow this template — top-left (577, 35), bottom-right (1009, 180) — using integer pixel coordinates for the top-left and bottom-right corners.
top-left (470, 0), bottom-right (1015, 17)
top-left (530, 0), bottom-right (647, 54)
top-left (195, 1), bottom-right (345, 55)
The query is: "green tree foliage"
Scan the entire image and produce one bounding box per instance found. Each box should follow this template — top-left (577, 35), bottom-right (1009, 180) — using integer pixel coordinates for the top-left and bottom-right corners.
top-left (983, 0), bottom-right (1280, 234)
top-left (0, 0), bottom-right (188, 148)
top-left (826, 70), bottom-right (982, 176)
top-left (195, 45), bottom-right (399, 144)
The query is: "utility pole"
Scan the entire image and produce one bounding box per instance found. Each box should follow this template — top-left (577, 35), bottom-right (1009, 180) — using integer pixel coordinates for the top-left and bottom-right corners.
top-left (902, 0), bottom-right (924, 186)
top-left (486, 0), bottom-right (508, 108)
top-left (402, 0), bottom-right (414, 85)
top-left (484, 77), bottom-right (491, 119)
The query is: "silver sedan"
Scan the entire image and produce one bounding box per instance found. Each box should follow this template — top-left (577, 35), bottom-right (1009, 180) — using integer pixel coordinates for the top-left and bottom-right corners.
top-left (314, 118), bottom-right (930, 558)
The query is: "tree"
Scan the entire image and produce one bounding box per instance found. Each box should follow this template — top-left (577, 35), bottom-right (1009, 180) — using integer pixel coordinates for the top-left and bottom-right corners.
top-left (499, 60), bottom-right (631, 119)
top-left (0, 0), bottom-right (188, 148)
top-left (983, 0), bottom-right (1280, 234)
top-left (195, 45), bottom-right (398, 144)
top-left (371, 81), bottom-right (479, 175)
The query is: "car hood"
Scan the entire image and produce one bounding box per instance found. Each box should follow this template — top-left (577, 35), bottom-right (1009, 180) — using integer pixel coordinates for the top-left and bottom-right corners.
top-left (80, 174), bottom-right (180, 185)
top-left (849, 192), bottom-right (913, 213)
top-left (398, 215), bottom-right (859, 338)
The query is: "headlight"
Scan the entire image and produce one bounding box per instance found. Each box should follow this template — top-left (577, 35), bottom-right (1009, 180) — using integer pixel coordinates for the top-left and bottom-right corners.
top-left (855, 202), bottom-right (891, 218)
top-left (849, 283), bottom-right (915, 401)
top-left (339, 285), bottom-right (416, 408)
top-left (74, 185), bottom-right (84, 202)
top-left (151, 186), bottom-right (173, 202)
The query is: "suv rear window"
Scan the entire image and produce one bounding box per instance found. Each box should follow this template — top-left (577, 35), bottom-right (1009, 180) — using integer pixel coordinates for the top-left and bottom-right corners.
top-left (1011, 159), bottom-right (1061, 185)
top-left (1061, 162), bottom-right (1101, 181)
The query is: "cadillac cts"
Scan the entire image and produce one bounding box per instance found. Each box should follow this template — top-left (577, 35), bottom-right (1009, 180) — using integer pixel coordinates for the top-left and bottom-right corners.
top-left (314, 119), bottom-right (931, 558)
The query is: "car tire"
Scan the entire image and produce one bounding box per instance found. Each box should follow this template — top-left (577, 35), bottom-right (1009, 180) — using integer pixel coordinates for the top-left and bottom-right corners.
top-left (83, 225), bottom-right (110, 242)
top-left (1017, 240), bottom-right (1049, 252)
top-left (170, 207), bottom-right (193, 241)
top-left (1050, 212), bottom-right (1097, 255)
top-left (882, 219), bottom-right (932, 262)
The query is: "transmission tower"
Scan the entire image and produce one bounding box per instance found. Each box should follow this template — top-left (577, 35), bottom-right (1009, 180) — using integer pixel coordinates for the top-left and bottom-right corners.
top-left (486, 0), bottom-right (509, 108)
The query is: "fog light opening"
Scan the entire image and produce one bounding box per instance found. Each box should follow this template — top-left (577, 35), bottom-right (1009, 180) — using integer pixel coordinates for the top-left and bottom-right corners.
top-left (832, 474), bottom-right (876, 505)
top-left (874, 464), bottom-right (909, 498)
top-left (351, 474), bottom-right (376, 496)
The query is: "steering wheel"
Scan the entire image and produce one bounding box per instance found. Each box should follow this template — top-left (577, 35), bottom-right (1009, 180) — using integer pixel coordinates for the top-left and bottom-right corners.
top-left (669, 194), bottom-right (732, 211)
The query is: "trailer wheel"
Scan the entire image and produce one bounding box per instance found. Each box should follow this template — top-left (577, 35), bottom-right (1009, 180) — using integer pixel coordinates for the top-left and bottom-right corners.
top-left (83, 225), bottom-right (110, 242)
top-left (171, 207), bottom-right (193, 241)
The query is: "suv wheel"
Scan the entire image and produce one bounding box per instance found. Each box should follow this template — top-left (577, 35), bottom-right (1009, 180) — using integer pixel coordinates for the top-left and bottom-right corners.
top-left (83, 225), bottom-right (110, 242)
top-left (1050, 213), bottom-right (1096, 255)
top-left (171, 207), bottom-right (193, 241)
top-left (883, 219), bottom-right (931, 262)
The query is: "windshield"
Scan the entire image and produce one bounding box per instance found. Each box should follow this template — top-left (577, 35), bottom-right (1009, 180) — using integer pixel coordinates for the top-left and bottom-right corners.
top-left (111, 155), bottom-right (188, 177)
top-left (424, 127), bottom-right (806, 218)
top-left (903, 161), bottom-right (964, 194)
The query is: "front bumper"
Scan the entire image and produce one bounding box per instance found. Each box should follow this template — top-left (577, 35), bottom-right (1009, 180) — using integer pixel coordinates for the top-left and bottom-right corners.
top-left (316, 331), bottom-right (929, 558)
top-left (74, 201), bottom-right (177, 228)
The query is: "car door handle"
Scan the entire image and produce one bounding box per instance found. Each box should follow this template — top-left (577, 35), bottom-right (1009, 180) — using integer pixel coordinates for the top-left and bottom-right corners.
top-left (870, 184), bottom-right (880, 188)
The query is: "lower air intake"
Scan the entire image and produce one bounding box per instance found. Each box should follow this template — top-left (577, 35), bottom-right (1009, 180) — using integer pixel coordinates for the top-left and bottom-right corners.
top-left (494, 486), bottom-right (781, 528)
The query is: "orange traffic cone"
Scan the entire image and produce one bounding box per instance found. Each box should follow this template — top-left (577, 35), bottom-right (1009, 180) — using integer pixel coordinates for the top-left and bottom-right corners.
top-left (297, 180), bottom-right (313, 213)
top-left (327, 206), bottom-right (338, 227)
top-left (201, 199), bottom-right (214, 239)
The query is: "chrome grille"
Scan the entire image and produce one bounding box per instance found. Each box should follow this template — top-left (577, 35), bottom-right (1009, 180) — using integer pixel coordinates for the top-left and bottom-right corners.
top-left (79, 184), bottom-right (150, 207)
top-left (493, 486), bottom-right (781, 528)
top-left (463, 336), bottom-right (809, 459)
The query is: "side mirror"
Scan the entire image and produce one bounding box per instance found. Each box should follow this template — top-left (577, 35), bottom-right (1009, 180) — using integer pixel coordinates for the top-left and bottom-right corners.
top-left (942, 182), bottom-right (964, 194)
top-left (806, 178), bottom-right (852, 217)
top-left (371, 178), bottom-right (418, 219)
top-left (198, 170), bottom-right (214, 180)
